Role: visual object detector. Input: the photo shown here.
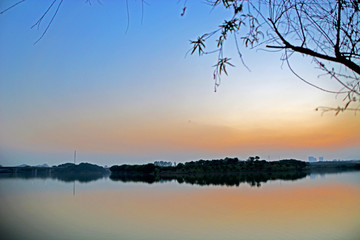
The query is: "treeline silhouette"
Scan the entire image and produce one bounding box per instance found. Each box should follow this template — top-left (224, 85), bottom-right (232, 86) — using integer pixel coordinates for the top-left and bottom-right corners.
top-left (110, 158), bottom-right (307, 175)
top-left (110, 158), bottom-right (360, 187)
top-left (110, 158), bottom-right (309, 187)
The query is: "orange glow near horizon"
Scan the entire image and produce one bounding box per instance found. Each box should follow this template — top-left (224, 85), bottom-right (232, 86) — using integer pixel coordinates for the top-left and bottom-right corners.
top-left (24, 110), bottom-right (359, 155)
top-left (1, 0), bottom-right (359, 164)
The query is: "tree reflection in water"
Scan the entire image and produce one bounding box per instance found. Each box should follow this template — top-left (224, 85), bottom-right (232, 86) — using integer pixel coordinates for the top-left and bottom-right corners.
top-left (109, 171), bottom-right (308, 187)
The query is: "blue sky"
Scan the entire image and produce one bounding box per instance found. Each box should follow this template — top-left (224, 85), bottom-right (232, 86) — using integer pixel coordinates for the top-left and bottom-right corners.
top-left (0, 1), bottom-right (359, 166)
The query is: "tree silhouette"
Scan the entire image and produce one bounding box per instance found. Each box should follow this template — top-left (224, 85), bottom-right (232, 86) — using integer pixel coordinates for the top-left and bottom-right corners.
top-left (190, 0), bottom-right (360, 114)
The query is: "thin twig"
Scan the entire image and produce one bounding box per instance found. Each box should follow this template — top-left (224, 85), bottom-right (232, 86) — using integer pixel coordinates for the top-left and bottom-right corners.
top-left (33, 0), bottom-right (63, 45)
top-left (31, 0), bottom-right (57, 30)
top-left (125, 0), bottom-right (130, 33)
top-left (0, 0), bottom-right (26, 15)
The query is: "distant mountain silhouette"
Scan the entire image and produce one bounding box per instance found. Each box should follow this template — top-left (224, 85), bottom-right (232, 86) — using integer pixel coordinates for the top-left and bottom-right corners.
top-left (35, 164), bottom-right (49, 168)
top-left (16, 164), bottom-right (30, 168)
top-left (0, 162), bottom-right (110, 183)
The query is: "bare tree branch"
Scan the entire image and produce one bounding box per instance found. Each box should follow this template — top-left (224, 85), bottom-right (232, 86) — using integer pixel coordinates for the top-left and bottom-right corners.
top-left (0, 0), bottom-right (26, 15)
top-left (189, 0), bottom-right (360, 114)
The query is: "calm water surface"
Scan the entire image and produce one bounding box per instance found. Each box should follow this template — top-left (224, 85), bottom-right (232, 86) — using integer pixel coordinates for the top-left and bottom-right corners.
top-left (1, 171), bottom-right (359, 240)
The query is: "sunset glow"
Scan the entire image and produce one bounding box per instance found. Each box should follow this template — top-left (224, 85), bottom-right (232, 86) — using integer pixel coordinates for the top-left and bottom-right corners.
top-left (0, 1), bottom-right (359, 166)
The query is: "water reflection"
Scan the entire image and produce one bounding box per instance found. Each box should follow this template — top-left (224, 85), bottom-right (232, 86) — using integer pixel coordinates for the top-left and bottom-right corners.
top-left (0, 171), bottom-right (109, 183)
top-left (110, 171), bottom-right (307, 187)
top-left (1, 171), bottom-right (359, 240)
top-left (1, 169), bottom-right (359, 187)
top-left (1, 172), bottom-right (359, 240)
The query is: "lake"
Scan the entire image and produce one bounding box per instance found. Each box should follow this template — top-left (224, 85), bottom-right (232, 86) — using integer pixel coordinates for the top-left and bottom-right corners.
top-left (0, 171), bottom-right (359, 240)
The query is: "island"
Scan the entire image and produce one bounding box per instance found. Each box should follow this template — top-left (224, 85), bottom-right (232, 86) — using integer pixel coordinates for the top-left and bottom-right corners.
top-left (110, 157), bottom-right (360, 186)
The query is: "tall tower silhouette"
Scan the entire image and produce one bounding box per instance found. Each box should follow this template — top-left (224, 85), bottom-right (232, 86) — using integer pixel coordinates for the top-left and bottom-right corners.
top-left (74, 150), bottom-right (76, 164)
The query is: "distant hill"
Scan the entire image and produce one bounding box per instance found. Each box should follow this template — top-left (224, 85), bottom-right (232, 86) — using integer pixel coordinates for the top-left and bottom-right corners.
top-left (56, 163), bottom-right (75, 168)
top-left (0, 162), bottom-right (108, 174)
top-left (35, 164), bottom-right (49, 168)
top-left (11, 163), bottom-right (49, 168)
top-left (53, 162), bottom-right (108, 174)
top-left (16, 164), bottom-right (30, 168)
top-left (0, 162), bottom-right (110, 183)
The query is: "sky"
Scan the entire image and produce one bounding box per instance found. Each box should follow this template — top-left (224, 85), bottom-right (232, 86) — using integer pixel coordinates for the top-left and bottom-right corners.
top-left (0, 0), bottom-right (359, 166)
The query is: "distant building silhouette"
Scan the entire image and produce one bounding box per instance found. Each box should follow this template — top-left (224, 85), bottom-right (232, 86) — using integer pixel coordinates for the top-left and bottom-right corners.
top-left (319, 157), bottom-right (324, 162)
top-left (308, 156), bottom-right (317, 162)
